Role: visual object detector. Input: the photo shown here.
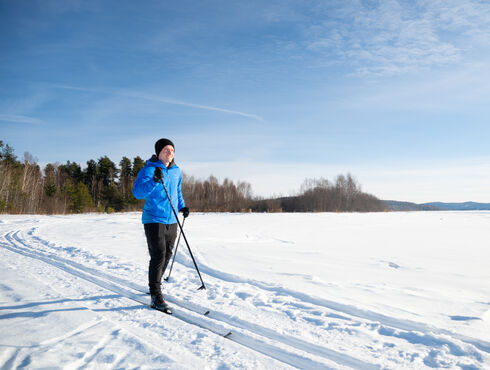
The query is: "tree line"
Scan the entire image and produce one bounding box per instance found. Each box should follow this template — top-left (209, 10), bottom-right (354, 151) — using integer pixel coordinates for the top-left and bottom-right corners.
top-left (251, 175), bottom-right (386, 212)
top-left (0, 141), bottom-right (385, 214)
top-left (0, 141), bottom-right (143, 214)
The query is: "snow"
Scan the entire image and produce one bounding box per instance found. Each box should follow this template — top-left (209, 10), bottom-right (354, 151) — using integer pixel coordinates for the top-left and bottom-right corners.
top-left (1, 211), bottom-right (489, 369)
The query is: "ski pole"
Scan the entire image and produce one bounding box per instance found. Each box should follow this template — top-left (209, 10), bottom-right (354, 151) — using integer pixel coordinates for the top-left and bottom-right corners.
top-left (164, 217), bottom-right (185, 282)
top-left (160, 178), bottom-right (206, 290)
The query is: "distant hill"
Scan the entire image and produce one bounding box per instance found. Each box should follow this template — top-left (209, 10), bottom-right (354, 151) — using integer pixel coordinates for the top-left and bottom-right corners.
top-left (383, 200), bottom-right (490, 211)
top-left (383, 200), bottom-right (441, 211)
top-left (422, 202), bottom-right (490, 211)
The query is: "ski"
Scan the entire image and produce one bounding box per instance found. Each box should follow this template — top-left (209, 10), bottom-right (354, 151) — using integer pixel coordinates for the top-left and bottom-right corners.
top-left (140, 291), bottom-right (232, 337)
top-left (145, 302), bottom-right (172, 314)
top-left (153, 305), bottom-right (172, 315)
top-left (165, 308), bottom-right (233, 339)
top-left (145, 291), bottom-right (212, 317)
top-left (131, 295), bottom-right (232, 338)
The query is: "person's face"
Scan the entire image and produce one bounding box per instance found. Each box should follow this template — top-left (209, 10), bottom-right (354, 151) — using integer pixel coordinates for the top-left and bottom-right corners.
top-left (158, 145), bottom-right (175, 164)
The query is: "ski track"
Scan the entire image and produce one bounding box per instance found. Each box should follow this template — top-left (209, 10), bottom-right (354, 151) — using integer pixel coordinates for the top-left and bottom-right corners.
top-left (1, 218), bottom-right (489, 369)
top-left (0, 233), bottom-right (273, 369)
top-left (1, 226), bottom-right (367, 369)
top-left (177, 244), bottom-right (490, 357)
top-left (0, 245), bottom-right (183, 369)
top-left (7, 227), bottom-right (375, 368)
top-left (188, 256), bottom-right (490, 353)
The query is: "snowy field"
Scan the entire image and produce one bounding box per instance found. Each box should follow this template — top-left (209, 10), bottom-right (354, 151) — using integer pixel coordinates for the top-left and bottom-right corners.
top-left (0, 211), bottom-right (489, 369)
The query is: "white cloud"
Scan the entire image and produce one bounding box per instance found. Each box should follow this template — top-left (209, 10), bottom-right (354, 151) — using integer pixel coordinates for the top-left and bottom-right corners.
top-left (304, 0), bottom-right (490, 77)
top-left (52, 85), bottom-right (264, 122)
top-left (333, 60), bottom-right (490, 112)
top-left (118, 91), bottom-right (264, 122)
top-left (0, 114), bottom-right (43, 125)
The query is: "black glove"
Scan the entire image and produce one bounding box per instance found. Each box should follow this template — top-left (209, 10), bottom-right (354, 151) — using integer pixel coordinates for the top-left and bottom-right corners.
top-left (180, 207), bottom-right (190, 218)
top-left (153, 167), bottom-right (163, 182)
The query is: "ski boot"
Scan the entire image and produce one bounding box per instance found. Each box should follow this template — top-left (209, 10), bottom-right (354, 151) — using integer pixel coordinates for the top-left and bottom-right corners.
top-left (150, 293), bottom-right (172, 314)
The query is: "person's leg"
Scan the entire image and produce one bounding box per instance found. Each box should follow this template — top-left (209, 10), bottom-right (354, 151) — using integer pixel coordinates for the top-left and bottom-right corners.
top-left (144, 223), bottom-right (166, 295)
top-left (162, 223), bottom-right (178, 277)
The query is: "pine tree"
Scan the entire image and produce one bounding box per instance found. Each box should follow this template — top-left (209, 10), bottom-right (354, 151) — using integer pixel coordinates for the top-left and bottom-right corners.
top-left (0, 141), bottom-right (19, 166)
top-left (97, 156), bottom-right (118, 186)
top-left (83, 160), bottom-right (98, 203)
top-left (132, 156), bottom-right (145, 177)
top-left (69, 182), bottom-right (93, 213)
top-left (119, 156), bottom-right (132, 194)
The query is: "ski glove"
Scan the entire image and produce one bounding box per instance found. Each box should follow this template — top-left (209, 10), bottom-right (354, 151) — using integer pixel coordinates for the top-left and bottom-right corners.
top-left (153, 167), bottom-right (163, 182)
top-left (180, 207), bottom-right (190, 218)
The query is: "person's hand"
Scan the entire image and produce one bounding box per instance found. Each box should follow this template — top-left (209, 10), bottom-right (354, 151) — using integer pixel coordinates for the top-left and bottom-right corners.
top-left (180, 207), bottom-right (190, 218)
top-left (153, 167), bottom-right (163, 182)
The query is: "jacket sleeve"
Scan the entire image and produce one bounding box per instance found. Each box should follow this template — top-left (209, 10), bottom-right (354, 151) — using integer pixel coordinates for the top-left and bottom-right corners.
top-left (132, 166), bottom-right (157, 200)
top-left (177, 172), bottom-right (185, 210)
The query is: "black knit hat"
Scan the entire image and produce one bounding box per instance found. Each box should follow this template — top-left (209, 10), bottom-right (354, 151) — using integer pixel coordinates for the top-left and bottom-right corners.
top-left (155, 138), bottom-right (175, 156)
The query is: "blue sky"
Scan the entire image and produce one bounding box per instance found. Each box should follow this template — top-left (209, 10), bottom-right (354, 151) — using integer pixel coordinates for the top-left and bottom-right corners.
top-left (1, 0), bottom-right (489, 202)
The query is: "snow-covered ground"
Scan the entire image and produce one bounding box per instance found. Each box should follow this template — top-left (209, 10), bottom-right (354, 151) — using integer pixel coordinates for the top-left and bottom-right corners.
top-left (0, 211), bottom-right (489, 369)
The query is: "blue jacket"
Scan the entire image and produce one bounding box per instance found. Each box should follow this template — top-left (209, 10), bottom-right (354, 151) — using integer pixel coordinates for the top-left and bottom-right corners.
top-left (132, 156), bottom-right (185, 224)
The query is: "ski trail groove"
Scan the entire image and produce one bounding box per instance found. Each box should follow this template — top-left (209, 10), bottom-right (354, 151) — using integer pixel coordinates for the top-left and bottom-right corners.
top-left (70, 330), bottom-right (118, 369)
top-left (14, 227), bottom-right (383, 368)
top-left (1, 228), bottom-right (376, 369)
top-left (38, 319), bottom-right (102, 347)
top-left (179, 248), bottom-right (490, 355)
top-left (25, 227), bottom-right (490, 357)
top-left (5, 226), bottom-right (488, 366)
top-left (13, 228), bottom-right (376, 368)
top-left (0, 246), bottom-right (180, 369)
top-left (0, 348), bottom-right (20, 370)
top-left (1, 237), bottom-right (331, 369)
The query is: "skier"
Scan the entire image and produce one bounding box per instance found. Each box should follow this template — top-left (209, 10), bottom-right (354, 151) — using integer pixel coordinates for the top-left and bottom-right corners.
top-left (133, 138), bottom-right (189, 313)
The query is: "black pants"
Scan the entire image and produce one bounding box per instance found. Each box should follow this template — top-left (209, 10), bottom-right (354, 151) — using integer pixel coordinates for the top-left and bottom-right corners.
top-left (144, 223), bottom-right (178, 295)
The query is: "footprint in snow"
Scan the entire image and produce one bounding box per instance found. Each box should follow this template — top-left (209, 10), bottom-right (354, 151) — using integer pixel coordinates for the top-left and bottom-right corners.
top-left (303, 316), bottom-right (325, 326)
top-left (235, 291), bottom-right (253, 300)
top-left (190, 332), bottom-right (206, 345)
top-left (379, 260), bottom-right (401, 269)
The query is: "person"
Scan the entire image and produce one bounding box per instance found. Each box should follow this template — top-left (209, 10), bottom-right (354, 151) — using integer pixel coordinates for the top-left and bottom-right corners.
top-left (133, 138), bottom-right (189, 313)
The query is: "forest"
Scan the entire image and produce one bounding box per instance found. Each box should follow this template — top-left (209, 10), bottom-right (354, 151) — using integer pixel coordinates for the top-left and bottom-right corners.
top-left (0, 141), bottom-right (386, 214)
